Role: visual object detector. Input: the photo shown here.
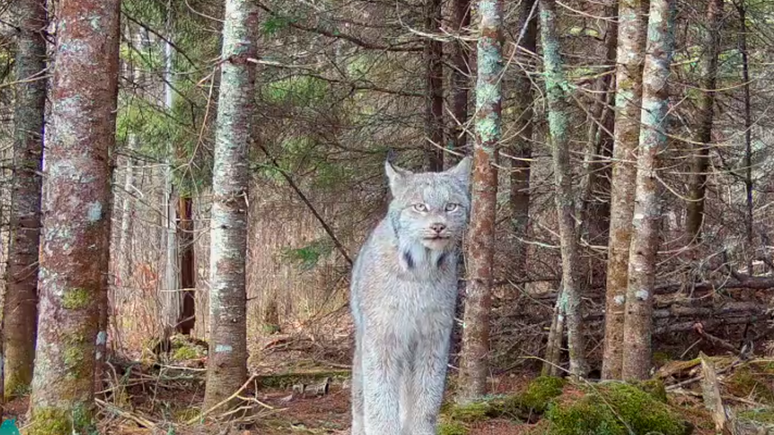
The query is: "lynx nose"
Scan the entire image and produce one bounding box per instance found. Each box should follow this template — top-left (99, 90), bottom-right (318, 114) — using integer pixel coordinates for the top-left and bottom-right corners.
top-left (431, 223), bottom-right (446, 234)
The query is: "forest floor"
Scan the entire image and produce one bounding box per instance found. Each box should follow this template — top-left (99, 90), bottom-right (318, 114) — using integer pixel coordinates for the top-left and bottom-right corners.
top-left (5, 332), bottom-right (773, 434)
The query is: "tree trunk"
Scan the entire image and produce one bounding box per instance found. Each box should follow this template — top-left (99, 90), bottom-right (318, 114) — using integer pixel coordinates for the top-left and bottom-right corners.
top-left (509, 0), bottom-right (537, 278)
top-left (458, 0), bottom-right (502, 403)
top-left (424, 0), bottom-right (444, 171)
top-left (202, 0), bottom-right (258, 412)
top-left (685, 0), bottom-right (723, 243)
top-left (539, 0), bottom-right (588, 378)
top-left (118, 136), bottom-right (135, 287)
top-left (28, 0), bottom-right (120, 432)
top-left (161, 7), bottom-right (180, 332)
top-left (601, 0), bottom-right (648, 381)
top-left (576, 0), bottom-right (617, 290)
top-left (2, 0), bottom-right (47, 400)
top-left (736, 0), bottom-right (753, 274)
top-left (448, 0), bottom-right (471, 166)
top-left (177, 196), bottom-right (196, 335)
top-left (621, 0), bottom-right (677, 381)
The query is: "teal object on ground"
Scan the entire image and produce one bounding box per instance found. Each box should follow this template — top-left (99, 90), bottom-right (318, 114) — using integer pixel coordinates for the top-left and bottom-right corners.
top-left (0, 419), bottom-right (19, 435)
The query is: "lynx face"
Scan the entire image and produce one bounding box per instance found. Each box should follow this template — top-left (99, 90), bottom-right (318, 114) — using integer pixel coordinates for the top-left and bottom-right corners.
top-left (385, 157), bottom-right (472, 251)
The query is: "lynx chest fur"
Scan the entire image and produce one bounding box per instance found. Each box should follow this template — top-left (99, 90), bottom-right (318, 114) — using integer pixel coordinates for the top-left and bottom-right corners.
top-left (349, 157), bottom-right (471, 435)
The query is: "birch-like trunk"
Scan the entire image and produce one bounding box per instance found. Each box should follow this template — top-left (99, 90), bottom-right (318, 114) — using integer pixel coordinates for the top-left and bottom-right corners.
top-left (458, 0), bottom-right (502, 403)
top-left (539, 0), bottom-right (588, 378)
top-left (685, 0), bottom-right (723, 243)
top-left (202, 0), bottom-right (258, 411)
top-left (509, 0), bottom-right (537, 277)
top-left (2, 0), bottom-right (46, 400)
top-left (621, 0), bottom-right (677, 381)
top-left (28, 0), bottom-right (120, 432)
top-left (448, 0), bottom-right (471, 166)
top-left (601, 0), bottom-right (648, 380)
top-left (424, 0), bottom-right (444, 171)
top-left (161, 6), bottom-right (180, 331)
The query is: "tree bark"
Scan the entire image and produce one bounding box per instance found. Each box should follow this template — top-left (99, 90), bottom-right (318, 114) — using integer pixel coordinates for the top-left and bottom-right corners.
top-left (202, 0), bottom-right (258, 412)
top-left (621, 0), bottom-right (677, 381)
top-left (28, 0), bottom-right (120, 432)
top-left (601, 0), bottom-right (648, 381)
top-left (2, 0), bottom-right (47, 400)
top-left (509, 0), bottom-right (537, 278)
top-left (448, 0), bottom-right (471, 166)
top-left (685, 0), bottom-right (723, 243)
top-left (424, 0), bottom-right (444, 171)
top-left (736, 0), bottom-right (753, 274)
top-left (539, 0), bottom-right (588, 378)
top-left (458, 0), bottom-right (502, 403)
top-left (161, 4), bottom-right (180, 333)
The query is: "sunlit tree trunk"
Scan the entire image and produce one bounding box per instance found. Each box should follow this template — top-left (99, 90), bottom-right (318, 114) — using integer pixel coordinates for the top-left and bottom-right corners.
top-left (161, 2), bottom-right (180, 332)
top-left (539, 0), bottom-right (588, 378)
top-left (458, 0), bottom-right (502, 403)
top-left (621, 0), bottom-right (677, 381)
top-left (509, 0), bottom-right (537, 278)
top-left (2, 0), bottom-right (47, 400)
top-left (202, 0), bottom-right (258, 411)
top-left (685, 0), bottom-right (723, 243)
top-left (28, 0), bottom-right (120, 432)
top-left (424, 0), bottom-right (444, 171)
top-left (601, 0), bottom-right (648, 380)
top-left (448, 0), bottom-right (471, 166)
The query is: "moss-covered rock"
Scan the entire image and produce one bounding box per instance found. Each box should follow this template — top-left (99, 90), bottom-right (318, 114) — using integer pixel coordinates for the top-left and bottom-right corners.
top-left (506, 376), bottom-right (567, 415)
top-left (545, 382), bottom-right (691, 435)
top-left (631, 378), bottom-right (668, 403)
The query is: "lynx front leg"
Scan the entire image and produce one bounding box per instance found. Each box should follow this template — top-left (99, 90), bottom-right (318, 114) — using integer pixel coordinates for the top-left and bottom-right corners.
top-left (361, 335), bottom-right (402, 435)
top-left (351, 333), bottom-right (365, 435)
top-left (407, 331), bottom-right (451, 435)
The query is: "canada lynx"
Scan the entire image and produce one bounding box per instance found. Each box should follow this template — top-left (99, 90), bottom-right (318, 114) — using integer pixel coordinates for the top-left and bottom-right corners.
top-left (349, 156), bottom-right (472, 435)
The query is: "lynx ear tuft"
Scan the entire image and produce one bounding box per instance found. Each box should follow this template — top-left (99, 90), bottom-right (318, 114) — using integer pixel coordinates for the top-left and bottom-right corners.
top-left (385, 159), bottom-right (412, 193)
top-left (446, 156), bottom-right (471, 187)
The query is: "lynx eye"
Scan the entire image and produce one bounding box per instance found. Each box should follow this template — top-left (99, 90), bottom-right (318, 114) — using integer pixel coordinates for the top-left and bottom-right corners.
top-left (413, 203), bottom-right (428, 212)
top-left (445, 203), bottom-right (459, 212)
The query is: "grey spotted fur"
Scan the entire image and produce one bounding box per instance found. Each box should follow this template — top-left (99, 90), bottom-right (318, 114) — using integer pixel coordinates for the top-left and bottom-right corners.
top-left (350, 157), bottom-right (472, 435)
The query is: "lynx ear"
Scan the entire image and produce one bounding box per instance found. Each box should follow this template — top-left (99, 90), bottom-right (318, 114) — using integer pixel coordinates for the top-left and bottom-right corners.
top-left (385, 159), bottom-right (412, 193)
top-left (446, 156), bottom-right (472, 187)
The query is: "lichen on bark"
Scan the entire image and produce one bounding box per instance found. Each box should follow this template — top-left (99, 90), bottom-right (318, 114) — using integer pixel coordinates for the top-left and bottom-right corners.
top-left (621, 0), bottom-right (677, 381)
top-left (202, 0), bottom-right (259, 412)
top-left (458, 0), bottom-right (503, 403)
top-left (27, 0), bottom-right (120, 431)
top-left (539, 0), bottom-right (588, 378)
top-left (601, 0), bottom-right (648, 380)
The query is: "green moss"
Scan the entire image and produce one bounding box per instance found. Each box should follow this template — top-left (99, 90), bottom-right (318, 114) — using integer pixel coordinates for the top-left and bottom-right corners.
top-left (171, 345), bottom-right (200, 361)
top-left (28, 407), bottom-right (71, 435)
top-left (447, 401), bottom-right (499, 423)
top-left (506, 376), bottom-right (566, 415)
top-left (62, 287), bottom-right (91, 310)
top-left (5, 373), bottom-right (33, 400)
top-left (546, 396), bottom-right (624, 435)
top-left (546, 382), bottom-right (690, 435)
top-left (727, 366), bottom-right (774, 403)
top-left (653, 351), bottom-right (672, 367)
top-left (631, 379), bottom-right (668, 403)
top-left (438, 419), bottom-right (468, 435)
top-left (739, 407), bottom-right (774, 425)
